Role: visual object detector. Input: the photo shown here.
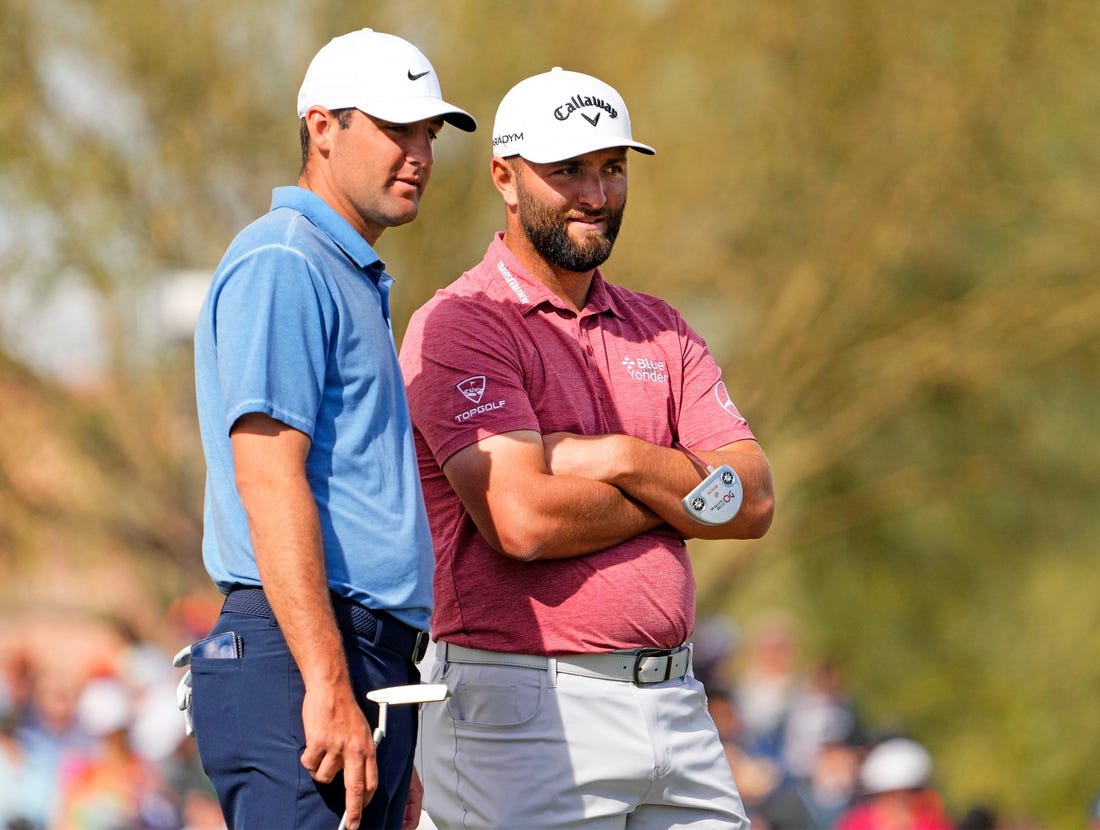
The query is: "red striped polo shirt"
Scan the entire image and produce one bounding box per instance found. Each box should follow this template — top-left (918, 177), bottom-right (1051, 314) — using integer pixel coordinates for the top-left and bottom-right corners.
top-left (400, 233), bottom-right (755, 655)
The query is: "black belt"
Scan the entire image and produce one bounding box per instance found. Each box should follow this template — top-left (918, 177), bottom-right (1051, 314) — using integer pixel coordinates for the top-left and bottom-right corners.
top-left (222, 587), bottom-right (428, 664)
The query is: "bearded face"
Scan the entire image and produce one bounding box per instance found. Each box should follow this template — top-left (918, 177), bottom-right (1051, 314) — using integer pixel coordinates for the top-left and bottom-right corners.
top-left (514, 170), bottom-right (626, 273)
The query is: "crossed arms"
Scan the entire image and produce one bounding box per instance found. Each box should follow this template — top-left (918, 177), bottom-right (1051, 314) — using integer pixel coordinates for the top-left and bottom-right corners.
top-left (442, 429), bottom-right (775, 562)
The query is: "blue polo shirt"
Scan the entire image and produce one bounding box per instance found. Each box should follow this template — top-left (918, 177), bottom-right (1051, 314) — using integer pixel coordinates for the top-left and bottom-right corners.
top-left (194, 186), bottom-right (433, 629)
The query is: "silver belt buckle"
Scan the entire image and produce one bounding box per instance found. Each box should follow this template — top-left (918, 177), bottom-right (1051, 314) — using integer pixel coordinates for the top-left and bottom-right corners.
top-left (632, 648), bottom-right (676, 685)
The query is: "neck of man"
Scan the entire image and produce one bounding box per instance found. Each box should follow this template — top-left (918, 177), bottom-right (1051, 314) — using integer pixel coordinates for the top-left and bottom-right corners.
top-left (298, 168), bottom-right (384, 246)
top-left (501, 228), bottom-right (593, 313)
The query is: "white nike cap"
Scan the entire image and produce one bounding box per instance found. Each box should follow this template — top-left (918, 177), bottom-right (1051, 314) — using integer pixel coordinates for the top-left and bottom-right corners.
top-left (492, 67), bottom-right (655, 163)
top-left (297, 28), bottom-right (476, 132)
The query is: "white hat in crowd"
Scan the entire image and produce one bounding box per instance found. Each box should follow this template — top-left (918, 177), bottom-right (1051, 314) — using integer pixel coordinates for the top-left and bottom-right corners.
top-left (859, 737), bottom-right (933, 794)
top-left (492, 67), bottom-right (655, 163)
top-left (76, 677), bottom-right (133, 738)
top-left (297, 28), bottom-right (476, 132)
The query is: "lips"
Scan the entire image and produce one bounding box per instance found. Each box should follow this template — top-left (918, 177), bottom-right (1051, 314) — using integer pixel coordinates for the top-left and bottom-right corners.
top-left (569, 214), bottom-right (607, 230)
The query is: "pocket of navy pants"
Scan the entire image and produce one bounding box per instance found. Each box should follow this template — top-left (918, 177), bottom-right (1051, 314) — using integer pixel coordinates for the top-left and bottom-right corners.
top-left (192, 610), bottom-right (420, 829)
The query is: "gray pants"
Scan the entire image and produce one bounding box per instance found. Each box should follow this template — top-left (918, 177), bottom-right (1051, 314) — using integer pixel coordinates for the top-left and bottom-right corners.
top-left (416, 647), bottom-right (748, 829)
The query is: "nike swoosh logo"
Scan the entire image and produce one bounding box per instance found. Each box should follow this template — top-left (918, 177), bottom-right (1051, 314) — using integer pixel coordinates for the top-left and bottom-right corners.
top-left (408, 69), bottom-right (431, 81)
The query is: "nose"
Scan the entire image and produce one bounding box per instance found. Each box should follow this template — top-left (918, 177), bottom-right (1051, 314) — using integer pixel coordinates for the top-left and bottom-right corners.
top-left (576, 170), bottom-right (608, 209)
top-left (406, 127), bottom-right (435, 167)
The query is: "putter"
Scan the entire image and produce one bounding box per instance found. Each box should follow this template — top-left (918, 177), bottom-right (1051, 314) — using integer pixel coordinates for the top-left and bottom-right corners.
top-left (676, 442), bottom-right (743, 525)
top-left (337, 683), bottom-right (451, 830)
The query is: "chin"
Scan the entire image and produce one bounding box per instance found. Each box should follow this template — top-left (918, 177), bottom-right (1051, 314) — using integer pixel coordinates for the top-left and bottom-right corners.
top-left (386, 205), bottom-right (420, 228)
top-left (571, 226), bottom-right (608, 243)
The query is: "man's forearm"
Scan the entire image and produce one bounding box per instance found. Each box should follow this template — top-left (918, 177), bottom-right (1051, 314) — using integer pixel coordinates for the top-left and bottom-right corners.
top-left (480, 473), bottom-right (662, 561)
top-left (236, 439), bottom-right (348, 688)
top-left (523, 475), bottom-right (663, 560)
top-left (231, 415), bottom-right (346, 684)
top-left (443, 430), bottom-right (664, 562)
top-left (544, 433), bottom-right (774, 540)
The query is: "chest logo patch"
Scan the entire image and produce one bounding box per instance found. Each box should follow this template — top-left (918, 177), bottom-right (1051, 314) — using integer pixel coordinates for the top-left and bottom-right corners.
top-left (457, 376), bottom-right (486, 404)
top-left (621, 355), bottom-right (668, 384)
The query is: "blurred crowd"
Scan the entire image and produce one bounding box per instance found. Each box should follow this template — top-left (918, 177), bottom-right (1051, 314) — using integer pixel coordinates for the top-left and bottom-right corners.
top-left (0, 601), bottom-right (1085, 830)
top-left (694, 611), bottom-right (1012, 830)
top-left (0, 595), bottom-right (224, 830)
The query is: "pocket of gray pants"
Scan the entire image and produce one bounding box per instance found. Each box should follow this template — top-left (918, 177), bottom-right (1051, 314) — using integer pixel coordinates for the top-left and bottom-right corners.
top-left (447, 667), bottom-right (544, 728)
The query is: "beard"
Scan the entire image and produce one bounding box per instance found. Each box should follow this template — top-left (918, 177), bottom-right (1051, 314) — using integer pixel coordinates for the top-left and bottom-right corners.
top-left (516, 179), bottom-right (625, 273)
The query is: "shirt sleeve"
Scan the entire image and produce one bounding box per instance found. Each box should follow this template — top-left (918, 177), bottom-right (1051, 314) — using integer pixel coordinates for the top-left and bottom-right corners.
top-left (213, 244), bottom-right (331, 437)
top-left (401, 293), bottom-right (542, 466)
top-left (671, 310), bottom-right (757, 451)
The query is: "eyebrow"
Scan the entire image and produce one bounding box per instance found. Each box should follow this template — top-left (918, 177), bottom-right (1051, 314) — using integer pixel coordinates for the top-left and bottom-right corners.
top-left (544, 150), bottom-right (628, 168)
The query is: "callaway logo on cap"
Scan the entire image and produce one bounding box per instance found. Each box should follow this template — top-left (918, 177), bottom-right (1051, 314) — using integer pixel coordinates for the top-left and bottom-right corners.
top-left (296, 28), bottom-right (476, 132)
top-left (492, 67), bottom-right (655, 163)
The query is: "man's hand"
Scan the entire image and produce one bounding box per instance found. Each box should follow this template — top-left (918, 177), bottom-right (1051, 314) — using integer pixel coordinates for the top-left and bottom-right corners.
top-left (403, 767), bottom-right (425, 829)
top-left (299, 684), bottom-right (378, 830)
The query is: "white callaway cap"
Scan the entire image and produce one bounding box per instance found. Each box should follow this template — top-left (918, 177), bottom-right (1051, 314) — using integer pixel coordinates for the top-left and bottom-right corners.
top-left (492, 67), bottom-right (655, 163)
top-left (297, 28), bottom-right (476, 132)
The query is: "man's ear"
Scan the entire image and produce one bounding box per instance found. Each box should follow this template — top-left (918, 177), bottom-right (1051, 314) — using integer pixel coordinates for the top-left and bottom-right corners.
top-left (491, 157), bottom-right (520, 208)
top-left (304, 106), bottom-right (336, 155)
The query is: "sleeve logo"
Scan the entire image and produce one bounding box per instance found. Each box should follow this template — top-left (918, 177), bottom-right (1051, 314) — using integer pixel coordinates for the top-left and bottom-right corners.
top-left (714, 381), bottom-right (747, 425)
top-left (454, 376), bottom-right (506, 423)
top-left (457, 376), bottom-right (486, 404)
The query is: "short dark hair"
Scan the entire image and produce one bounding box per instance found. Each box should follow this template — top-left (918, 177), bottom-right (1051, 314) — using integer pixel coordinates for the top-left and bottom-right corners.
top-left (299, 107), bottom-right (358, 172)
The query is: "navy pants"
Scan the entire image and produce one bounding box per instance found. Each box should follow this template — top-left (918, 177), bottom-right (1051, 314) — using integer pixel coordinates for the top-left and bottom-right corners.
top-left (191, 608), bottom-right (419, 829)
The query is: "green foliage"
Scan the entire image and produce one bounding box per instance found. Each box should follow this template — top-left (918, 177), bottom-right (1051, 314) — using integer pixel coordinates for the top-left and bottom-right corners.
top-left (1, 0), bottom-right (1098, 823)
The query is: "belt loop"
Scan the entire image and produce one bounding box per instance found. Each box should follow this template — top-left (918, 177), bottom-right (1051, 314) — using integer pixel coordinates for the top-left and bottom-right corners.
top-left (372, 613), bottom-right (385, 649)
top-left (413, 631), bottom-right (429, 665)
top-left (438, 641), bottom-right (449, 664)
top-left (547, 657), bottom-right (558, 688)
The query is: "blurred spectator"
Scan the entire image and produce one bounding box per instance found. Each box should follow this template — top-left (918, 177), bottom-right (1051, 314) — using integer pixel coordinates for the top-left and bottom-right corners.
top-left (16, 664), bottom-right (92, 828)
top-left (724, 738), bottom-right (786, 826)
top-left (782, 657), bottom-right (859, 778)
top-left (788, 735), bottom-right (862, 828)
top-left (732, 611), bottom-right (799, 764)
top-left (57, 676), bottom-right (178, 829)
top-left (835, 737), bottom-right (954, 830)
top-left (692, 614), bottom-right (742, 693)
top-left (0, 688), bottom-right (50, 830)
top-left (742, 721), bottom-right (862, 829)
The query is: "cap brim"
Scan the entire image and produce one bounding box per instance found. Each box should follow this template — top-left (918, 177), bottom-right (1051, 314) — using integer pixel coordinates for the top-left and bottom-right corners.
top-left (441, 110), bottom-right (478, 133)
top-left (509, 138), bottom-right (655, 164)
top-left (361, 97), bottom-right (477, 132)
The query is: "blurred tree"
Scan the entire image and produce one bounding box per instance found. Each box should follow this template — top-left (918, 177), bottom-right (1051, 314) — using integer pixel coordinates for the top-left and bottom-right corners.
top-left (1, 0), bottom-right (1098, 823)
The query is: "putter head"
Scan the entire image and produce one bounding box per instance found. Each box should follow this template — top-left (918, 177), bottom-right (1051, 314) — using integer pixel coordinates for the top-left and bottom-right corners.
top-left (366, 683), bottom-right (451, 706)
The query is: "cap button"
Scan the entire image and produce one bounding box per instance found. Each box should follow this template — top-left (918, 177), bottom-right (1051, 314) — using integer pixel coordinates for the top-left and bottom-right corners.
top-left (551, 66), bottom-right (563, 72)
